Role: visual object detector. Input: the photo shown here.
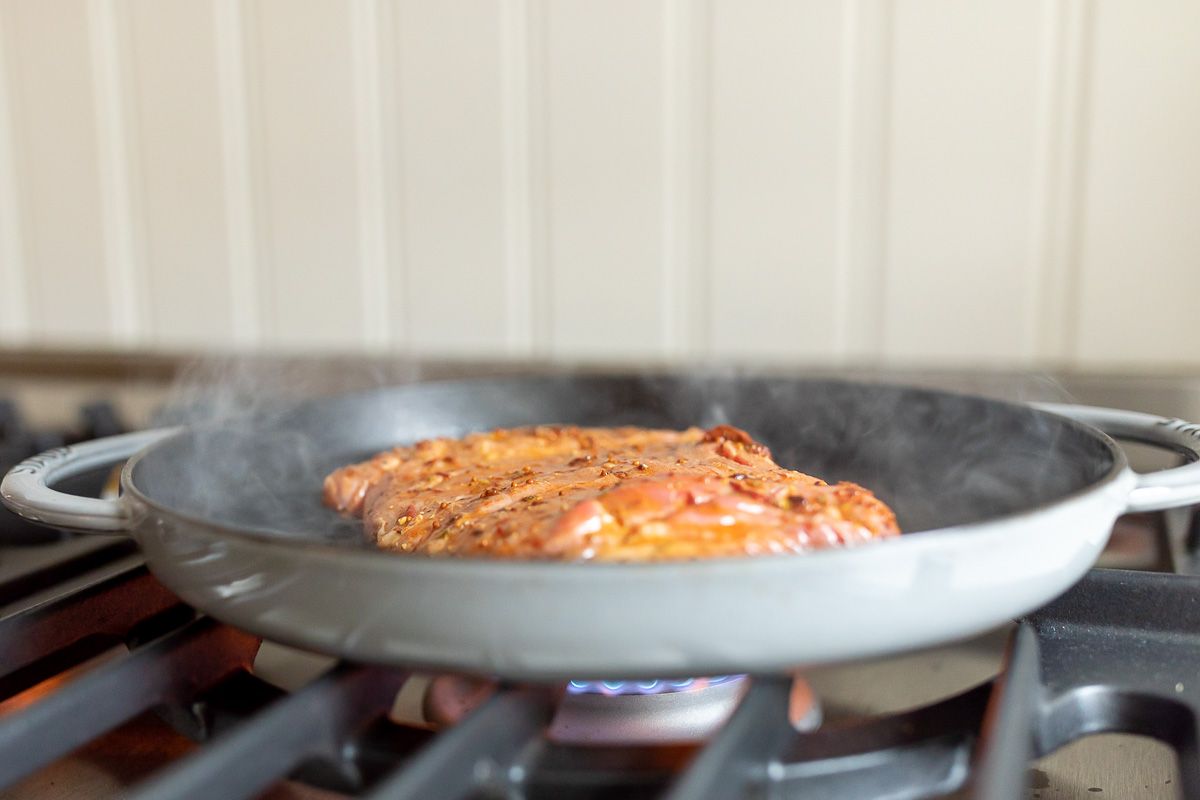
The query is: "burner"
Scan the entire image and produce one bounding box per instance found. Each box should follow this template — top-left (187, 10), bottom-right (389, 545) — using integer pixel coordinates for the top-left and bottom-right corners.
top-left (551, 675), bottom-right (750, 744)
top-left (255, 639), bottom-right (823, 747)
top-left (550, 674), bottom-right (820, 745)
top-left (565, 675), bottom-right (744, 696)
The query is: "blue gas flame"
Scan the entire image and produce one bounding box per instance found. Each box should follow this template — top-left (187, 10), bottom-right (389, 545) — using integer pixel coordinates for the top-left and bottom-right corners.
top-left (566, 675), bottom-right (745, 696)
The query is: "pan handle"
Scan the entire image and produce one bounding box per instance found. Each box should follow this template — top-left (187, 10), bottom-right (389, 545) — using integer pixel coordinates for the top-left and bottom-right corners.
top-left (0, 428), bottom-right (179, 533)
top-left (1035, 403), bottom-right (1200, 513)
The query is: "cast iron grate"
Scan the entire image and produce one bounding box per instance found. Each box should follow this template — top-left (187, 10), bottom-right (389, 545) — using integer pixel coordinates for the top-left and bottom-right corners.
top-left (0, 543), bottom-right (1198, 799)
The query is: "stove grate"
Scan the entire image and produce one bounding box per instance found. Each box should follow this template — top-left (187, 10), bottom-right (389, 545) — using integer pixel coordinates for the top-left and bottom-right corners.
top-left (0, 549), bottom-right (1196, 798)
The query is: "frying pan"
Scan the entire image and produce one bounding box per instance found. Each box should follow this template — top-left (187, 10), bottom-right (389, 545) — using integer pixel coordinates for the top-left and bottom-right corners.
top-left (5, 375), bottom-right (1200, 681)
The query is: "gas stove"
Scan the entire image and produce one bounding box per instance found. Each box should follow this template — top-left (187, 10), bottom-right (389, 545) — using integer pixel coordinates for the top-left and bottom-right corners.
top-left (0, 361), bottom-right (1197, 799)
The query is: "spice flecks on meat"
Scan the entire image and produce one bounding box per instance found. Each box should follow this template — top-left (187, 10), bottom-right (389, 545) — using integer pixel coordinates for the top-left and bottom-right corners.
top-left (323, 425), bottom-right (899, 561)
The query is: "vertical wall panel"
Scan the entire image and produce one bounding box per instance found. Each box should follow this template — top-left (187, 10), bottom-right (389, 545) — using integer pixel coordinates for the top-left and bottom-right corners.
top-left (708, 0), bottom-right (843, 359)
top-left (214, 0), bottom-right (262, 345)
top-left (351, 0), bottom-right (391, 349)
top-left (1027, 0), bottom-right (1089, 362)
top-left (673, 0), bottom-right (711, 358)
top-left (393, 0), bottom-right (509, 355)
top-left (882, 0), bottom-right (1043, 363)
top-left (0, 9), bottom-right (29, 340)
top-left (544, 0), bottom-right (666, 357)
top-left (89, 0), bottom-right (146, 344)
top-left (1, 1), bottom-right (1200, 369)
top-left (524, 0), bottom-right (551, 353)
top-left (252, 0), bottom-right (364, 348)
top-left (659, 0), bottom-right (699, 356)
top-left (835, 0), bottom-right (892, 360)
top-left (1, 0), bottom-right (111, 342)
top-left (499, 0), bottom-right (535, 354)
top-left (1072, 0), bottom-right (1200, 367)
top-left (126, 0), bottom-right (236, 347)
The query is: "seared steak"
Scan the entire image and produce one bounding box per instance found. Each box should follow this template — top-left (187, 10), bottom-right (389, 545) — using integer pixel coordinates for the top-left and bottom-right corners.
top-left (324, 424), bottom-right (899, 560)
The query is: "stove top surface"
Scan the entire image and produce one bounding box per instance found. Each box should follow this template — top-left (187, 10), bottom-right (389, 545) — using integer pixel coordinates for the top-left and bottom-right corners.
top-left (0, 363), bottom-right (1198, 799)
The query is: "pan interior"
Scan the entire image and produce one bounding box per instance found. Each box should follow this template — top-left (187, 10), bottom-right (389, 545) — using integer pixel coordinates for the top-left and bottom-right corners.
top-left (130, 375), bottom-right (1119, 548)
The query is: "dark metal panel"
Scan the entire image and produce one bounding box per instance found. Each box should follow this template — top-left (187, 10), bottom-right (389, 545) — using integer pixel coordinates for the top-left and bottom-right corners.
top-left (971, 625), bottom-right (1041, 800)
top-left (663, 677), bottom-right (793, 800)
top-left (129, 664), bottom-right (406, 800)
top-left (1028, 568), bottom-right (1200, 797)
top-left (366, 687), bottom-right (553, 800)
top-left (0, 617), bottom-right (257, 789)
top-left (773, 686), bottom-right (986, 799)
top-left (0, 559), bottom-right (180, 685)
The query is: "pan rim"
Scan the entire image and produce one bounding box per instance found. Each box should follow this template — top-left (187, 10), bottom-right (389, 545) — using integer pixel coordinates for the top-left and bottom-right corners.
top-left (120, 375), bottom-right (1130, 569)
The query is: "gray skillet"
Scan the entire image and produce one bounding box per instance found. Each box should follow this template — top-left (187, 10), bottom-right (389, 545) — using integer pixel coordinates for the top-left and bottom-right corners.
top-left (5, 375), bottom-right (1200, 680)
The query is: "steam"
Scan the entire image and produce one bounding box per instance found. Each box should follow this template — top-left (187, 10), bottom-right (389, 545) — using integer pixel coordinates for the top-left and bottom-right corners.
top-left (147, 355), bottom-right (426, 546)
top-left (157, 355), bottom-right (415, 425)
top-left (140, 357), bottom-right (1103, 545)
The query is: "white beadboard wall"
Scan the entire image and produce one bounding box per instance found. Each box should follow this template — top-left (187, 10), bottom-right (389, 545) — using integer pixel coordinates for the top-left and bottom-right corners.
top-left (0, 0), bottom-right (1198, 367)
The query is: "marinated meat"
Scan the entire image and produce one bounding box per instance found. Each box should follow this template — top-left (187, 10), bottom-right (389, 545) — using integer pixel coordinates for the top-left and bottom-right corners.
top-left (323, 424), bottom-right (899, 561)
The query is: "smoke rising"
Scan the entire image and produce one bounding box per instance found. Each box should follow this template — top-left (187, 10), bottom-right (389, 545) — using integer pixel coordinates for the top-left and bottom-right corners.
top-left (142, 355), bottom-right (423, 546)
top-left (135, 357), bottom-right (1111, 546)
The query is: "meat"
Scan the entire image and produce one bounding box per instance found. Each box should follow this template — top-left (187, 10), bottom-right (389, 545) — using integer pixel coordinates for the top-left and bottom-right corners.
top-left (323, 424), bottom-right (900, 561)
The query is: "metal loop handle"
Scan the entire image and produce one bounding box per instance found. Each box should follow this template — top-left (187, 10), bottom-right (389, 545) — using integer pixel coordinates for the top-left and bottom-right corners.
top-left (0, 428), bottom-right (178, 533)
top-left (6, 404), bottom-right (1198, 531)
top-left (1034, 403), bottom-right (1200, 513)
